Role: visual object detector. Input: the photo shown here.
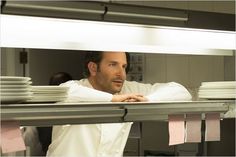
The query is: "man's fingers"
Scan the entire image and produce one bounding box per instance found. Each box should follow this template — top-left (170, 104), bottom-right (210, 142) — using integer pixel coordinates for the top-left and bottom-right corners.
top-left (125, 95), bottom-right (147, 102)
top-left (112, 94), bottom-right (147, 102)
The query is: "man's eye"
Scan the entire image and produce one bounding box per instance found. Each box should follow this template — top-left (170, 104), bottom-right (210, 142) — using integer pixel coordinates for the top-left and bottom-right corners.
top-left (109, 63), bottom-right (116, 67)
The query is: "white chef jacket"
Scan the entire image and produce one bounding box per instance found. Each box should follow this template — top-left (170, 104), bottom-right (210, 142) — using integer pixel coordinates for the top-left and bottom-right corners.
top-left (47, 79), bottom-right (192, 157)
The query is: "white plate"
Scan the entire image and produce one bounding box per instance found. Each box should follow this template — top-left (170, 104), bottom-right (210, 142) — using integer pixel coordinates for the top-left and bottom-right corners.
top-left (0, 95), bottom-right (33, 103)
top-left (0, 84), bottom-right (31, 88)
top-left (1, 92), bottom-right (32, 96)
top-left (33, 93), bottom-right (67, 97)
top-left (32, 86), bottom-right (68, 90)
top-left (198, 94), bottom-right (235, 99)
top-left (0, 88), bottom-right (31, 92)
top-left (27, 96), bottom-right (66, 102)
top-left (199, 86), bottom-right (236, 89)
top-left (200, 85), bottom-right (236, 89)
top-left (199, 88), bottom-right (236, 91)
top-left (201, 81), bottom-right (236, 86)
top-left (199, 92), bottom-right (235, 96)
top-left (32, 91), bottom-right (67, 94)
top-left (201, 82), bottom-right (236, 88)
top-left (0, 76), bottom-right (31, 81)
top-left (199, 93), bottom-right (236, 96)
top-left (31, 86), bottom-right (68, 92)
top-left (198, 89), bottom-right (235, 94)
top-left (26, 99), bottom-right (65, 103)
top-left (199, 94), bottom-right (235, 99)
top-left (1, 81), bottom-right (32, 85)
top-left (31, 96), bottom-right (67, 99)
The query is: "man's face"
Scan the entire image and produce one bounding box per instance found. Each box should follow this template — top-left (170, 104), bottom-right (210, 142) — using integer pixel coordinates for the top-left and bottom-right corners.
top-left (91, 52), bottom-right (127, 94)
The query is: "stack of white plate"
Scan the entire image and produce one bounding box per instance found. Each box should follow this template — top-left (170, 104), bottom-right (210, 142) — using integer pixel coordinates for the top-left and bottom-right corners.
top-left (198, 81), bottom-right (236, 99)
top-left (0, 76), bottom-right (32, 103)
top-left (27, 86), bottom-right (68, 103)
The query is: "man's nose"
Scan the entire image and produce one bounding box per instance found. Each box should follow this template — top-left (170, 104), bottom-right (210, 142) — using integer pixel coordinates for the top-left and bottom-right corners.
top-left (116, 66), bottom-right (126, 77)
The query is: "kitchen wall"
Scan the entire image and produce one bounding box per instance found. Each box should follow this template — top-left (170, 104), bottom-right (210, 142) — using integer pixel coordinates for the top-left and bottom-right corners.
top-left (225, 56), bottom-right (236, 81)
top-left (145, 54), bottom-right (226, 85)
top-left (1, 48), bottom-right (85, 85)
top-left (27, 49), bottom-right (85, 85)
top-left (1, 48), bottom-right (23, 76)
top-left (144, 53), bottom-right (228, 100)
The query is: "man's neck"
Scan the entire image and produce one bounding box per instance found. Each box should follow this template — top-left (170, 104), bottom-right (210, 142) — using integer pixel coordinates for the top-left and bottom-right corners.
top-left (87, 77), bottom-right (119, 95)
top-left (87, 77), bottom-right (103, 92)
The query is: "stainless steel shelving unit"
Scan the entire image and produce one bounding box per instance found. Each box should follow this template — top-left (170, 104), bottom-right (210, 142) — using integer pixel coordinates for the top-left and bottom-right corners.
top-left (1, 100), bottom-right (234, 126)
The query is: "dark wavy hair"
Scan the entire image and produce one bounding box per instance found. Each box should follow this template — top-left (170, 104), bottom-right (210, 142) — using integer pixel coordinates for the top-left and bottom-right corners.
top-left (83, 51), bottom-right (130, 77)
top-left (49, 72), bottom-right (73, 85)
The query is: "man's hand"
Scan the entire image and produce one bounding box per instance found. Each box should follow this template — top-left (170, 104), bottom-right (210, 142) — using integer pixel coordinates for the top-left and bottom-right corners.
top-left (112, 94), bottom-right (147, 102)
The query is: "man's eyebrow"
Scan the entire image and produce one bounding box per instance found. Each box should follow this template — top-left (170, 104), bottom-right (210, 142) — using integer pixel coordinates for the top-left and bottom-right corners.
top-left (108, 60), bottom-right (127, 67)
top-left (108, 60), bottom-right (118, 63)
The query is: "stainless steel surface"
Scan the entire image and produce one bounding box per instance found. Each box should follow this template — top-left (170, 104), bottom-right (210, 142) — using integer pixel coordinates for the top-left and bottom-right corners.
top-left (1, 103), bottom-right (125, 126)
top-left (1, 100), bottom-right (234, 126)
top-left (124, 101), bottom-right (232, 121)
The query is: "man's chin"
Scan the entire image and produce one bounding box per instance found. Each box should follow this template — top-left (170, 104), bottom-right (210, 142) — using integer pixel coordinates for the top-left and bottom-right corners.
top-left (111, 87), bottom-right (122, 94)
top-left (111, 83), bottom-right (123, 92)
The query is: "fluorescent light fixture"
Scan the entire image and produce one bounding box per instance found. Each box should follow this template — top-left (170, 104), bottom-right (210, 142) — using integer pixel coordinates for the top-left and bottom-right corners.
top-left (2, 1), bottom-right (188, 24)
top-left (106, 4), bottom-right (188, 21)
top-left (3, 3), bottom-right (104, 14)
top-left (0, 15), bottom-right (235, 56)
top-left (106, 11), bottom-right (188, 21)
top-left (2, 1), bottom-right (105, 18)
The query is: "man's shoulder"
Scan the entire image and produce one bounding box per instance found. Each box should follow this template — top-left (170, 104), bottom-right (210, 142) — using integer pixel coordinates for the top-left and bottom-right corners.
top-left (60, 78), bottom-right (88, 87)
top-left (76, 78), bottom-right (88, 84)
top-left (124, 80), bottom-right (151, 87)
top-left (123, 80), bottom-right (137, 87)
top-left (122, 80), bottom-right (152, 94)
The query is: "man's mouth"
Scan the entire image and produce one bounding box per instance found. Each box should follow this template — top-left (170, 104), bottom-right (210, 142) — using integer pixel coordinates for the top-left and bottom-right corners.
top-left (112, 79), bottom-right (124, 85)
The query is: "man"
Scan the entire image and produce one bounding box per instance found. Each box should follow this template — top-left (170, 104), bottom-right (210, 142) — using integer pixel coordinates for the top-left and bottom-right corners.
top-left (47, 51), bottom-right (192, 157)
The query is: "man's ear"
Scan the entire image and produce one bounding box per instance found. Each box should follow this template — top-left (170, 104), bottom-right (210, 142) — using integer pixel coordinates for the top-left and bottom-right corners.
top-left (88, 62), bottom-right (98, 76)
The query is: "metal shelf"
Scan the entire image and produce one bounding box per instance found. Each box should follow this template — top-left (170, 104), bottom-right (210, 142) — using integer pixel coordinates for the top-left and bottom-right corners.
top-left (124, 100), bottom-right (234, 121)
top-left (1, 100), bottom-right (234, 126)
top-left (1, 103), bottom-right (125, 126)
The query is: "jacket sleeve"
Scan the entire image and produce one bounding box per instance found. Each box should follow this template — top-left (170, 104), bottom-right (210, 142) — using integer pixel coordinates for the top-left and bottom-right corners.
top-left (124, 81), bottom-right (192, 101)
top-left (60, 80), bottom-right (113, 102)
top-left (146, 82), bottom-right (192, 101)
